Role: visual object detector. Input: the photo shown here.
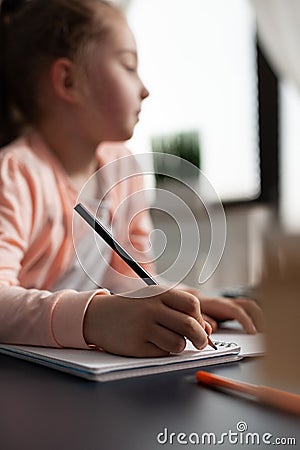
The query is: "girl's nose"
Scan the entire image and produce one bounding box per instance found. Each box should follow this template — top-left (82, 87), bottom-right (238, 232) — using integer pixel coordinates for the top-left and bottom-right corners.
top-left (141, 83), bottom-right (149, 100)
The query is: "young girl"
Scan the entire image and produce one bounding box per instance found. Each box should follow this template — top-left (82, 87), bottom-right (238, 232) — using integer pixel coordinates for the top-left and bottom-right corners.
top-left (0, 0), bottom-right (263, 357)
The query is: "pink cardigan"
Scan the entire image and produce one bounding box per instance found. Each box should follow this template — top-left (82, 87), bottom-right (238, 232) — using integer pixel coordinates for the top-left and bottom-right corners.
top-left (0, 132), bottom-right (154, 348)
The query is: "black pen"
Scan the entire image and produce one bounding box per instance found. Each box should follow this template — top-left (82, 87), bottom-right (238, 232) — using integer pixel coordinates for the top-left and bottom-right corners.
top-left (74, 203), bottom-right (156, 286)
top-left (74, 202), bottom-right (217, 350)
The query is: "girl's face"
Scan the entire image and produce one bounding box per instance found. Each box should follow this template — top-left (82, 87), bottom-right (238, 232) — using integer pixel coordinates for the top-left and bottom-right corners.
top-left (79, 14), bottom-right (149, 144)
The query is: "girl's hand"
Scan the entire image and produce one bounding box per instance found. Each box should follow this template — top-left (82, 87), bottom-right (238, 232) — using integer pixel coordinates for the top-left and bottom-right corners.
top-left (83, 286), bottom-right (211, 357)
top-left (184, 289), bottom-right (265, 334)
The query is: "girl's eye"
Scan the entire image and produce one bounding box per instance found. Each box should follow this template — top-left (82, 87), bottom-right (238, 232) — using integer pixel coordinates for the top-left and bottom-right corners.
top-left (125, 65), bottom-right (137, 73)
top-left (120, 52), bottom-right (138, 72)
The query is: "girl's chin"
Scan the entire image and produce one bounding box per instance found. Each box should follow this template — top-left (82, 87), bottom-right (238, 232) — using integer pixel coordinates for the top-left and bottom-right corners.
top-left (97, 123), bottom-right (135, 142)
top-left (104, 131), bottom-right (134, 142)
top-left (115, 127), bottom-right (135, 141)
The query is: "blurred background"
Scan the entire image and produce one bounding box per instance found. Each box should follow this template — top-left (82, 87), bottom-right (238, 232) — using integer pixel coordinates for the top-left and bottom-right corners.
top-left (113, 0), bottom-right (300, 293)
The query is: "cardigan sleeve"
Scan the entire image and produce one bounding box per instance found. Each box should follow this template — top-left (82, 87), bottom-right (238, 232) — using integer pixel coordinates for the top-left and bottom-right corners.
top-left (0, 285), bottom-right (107, 348)
top-left (0, 149), bottom-right (109, 348)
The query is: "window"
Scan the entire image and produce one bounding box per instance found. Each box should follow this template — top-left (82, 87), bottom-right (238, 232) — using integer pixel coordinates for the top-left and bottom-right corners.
top-left (126, 0), bottom-right (260, 201)
top-left (280, 81), bottom-right (300, 229)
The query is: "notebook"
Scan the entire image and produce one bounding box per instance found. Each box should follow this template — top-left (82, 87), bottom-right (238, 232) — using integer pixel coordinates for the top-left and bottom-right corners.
top-left (0, 339), bottom-right (242, 382)
top-left (212, 329), bottom-right (266, 357)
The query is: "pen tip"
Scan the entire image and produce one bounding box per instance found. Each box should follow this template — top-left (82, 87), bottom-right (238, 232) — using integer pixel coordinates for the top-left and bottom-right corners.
top-left (207, 336), bottom-right (218, 350)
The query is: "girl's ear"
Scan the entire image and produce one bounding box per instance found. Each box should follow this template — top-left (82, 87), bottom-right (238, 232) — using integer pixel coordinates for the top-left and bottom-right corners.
top-left (50, 58), bottom-right (83, 104)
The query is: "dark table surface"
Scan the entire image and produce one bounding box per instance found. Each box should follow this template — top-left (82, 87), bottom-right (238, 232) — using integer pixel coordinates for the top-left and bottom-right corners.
top-left (0, 354), bottom-right (299, 450)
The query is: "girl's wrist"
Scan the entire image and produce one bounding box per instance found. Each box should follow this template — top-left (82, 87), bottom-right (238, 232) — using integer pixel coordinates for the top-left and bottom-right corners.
top-left (83, 294), bottom-right (111, 347)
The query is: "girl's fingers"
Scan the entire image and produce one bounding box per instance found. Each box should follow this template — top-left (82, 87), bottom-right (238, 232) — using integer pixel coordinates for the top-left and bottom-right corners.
top-left (156, 306), bottom-right (208, 350)
top-left (203, 318), bottom-right (214, 335)
top-left (142, 342), bottom-right (170, 357)
top-left (199, 296), bottom-right (264, 334)
top-left (161, 290), bottom-right (202, 321)
top-left (235, 298), bottom-right (265, 332)
top-left (225, 302), bottom-right (257, 334)
top-left (149, 323), bottom-right (187, 354)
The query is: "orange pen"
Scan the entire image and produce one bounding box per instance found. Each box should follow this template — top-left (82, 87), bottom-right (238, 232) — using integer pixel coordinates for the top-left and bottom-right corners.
top-left (196, 371), bottom-right (300, 415)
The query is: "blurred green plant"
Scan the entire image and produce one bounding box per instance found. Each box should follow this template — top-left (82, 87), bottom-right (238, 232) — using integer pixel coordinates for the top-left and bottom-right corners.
top-left (152, 130), bottom-right (201, 183)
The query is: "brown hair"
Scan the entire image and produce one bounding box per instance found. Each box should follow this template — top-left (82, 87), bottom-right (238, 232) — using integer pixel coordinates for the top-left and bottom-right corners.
top-left (0, 0), bottom-right (119, 147)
